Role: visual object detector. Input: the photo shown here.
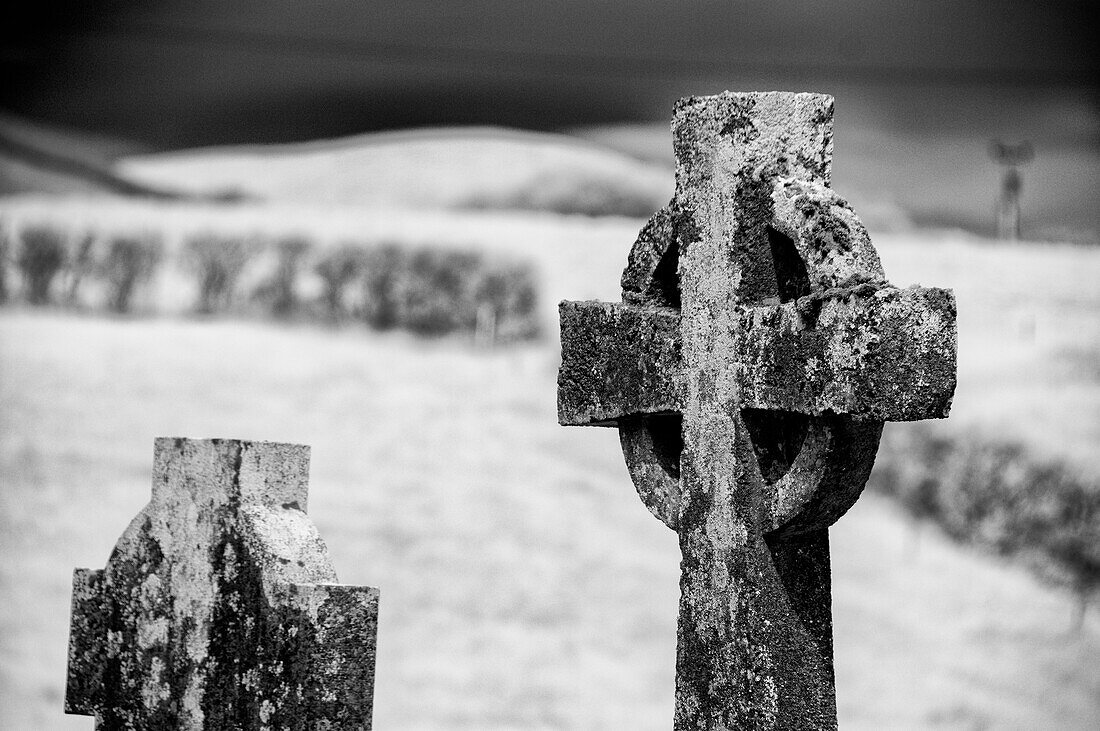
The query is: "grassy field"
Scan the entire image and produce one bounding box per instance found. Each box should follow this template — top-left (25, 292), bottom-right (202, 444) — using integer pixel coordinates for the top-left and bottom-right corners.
top-left (1, 311), bottom-right (1097, 730)
top-left (3, 194), bottom-right (1098, 470)
top-left (1, 202), bottom-right (1099, 728)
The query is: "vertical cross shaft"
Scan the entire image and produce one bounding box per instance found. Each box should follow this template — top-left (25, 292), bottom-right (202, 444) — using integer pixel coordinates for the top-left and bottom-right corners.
top-left (557, 91), bottom-right (957, 730)
top-left (673, 92), bottom-right (841, 729)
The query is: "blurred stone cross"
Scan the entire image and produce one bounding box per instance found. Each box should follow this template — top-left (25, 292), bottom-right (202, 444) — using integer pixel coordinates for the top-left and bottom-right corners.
top-left (65, 438), bottom-right (380, 729)
top-left (558, 92), bottom-right (957, 729)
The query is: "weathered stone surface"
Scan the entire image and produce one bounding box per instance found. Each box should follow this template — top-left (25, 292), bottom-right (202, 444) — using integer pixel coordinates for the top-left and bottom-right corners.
top-left (558, 300), bottom-right (681, 426)
top-left (65, 438), bottom-right (379, 730)
top-left (734, 285), bottom-right (957, 421)
top-left (557, 91), bottom-right (957, 730)
top-left (559, 287), bottom-right (956, 426)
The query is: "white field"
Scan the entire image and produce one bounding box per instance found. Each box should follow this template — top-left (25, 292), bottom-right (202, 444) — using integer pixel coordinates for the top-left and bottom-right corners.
top-left (3, 193), bottom-right (1098, 471)
top-left (1, 197), bottom-right (1099, 728)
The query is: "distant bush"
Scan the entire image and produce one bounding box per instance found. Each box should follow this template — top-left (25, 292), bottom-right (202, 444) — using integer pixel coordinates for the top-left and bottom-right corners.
top-left (354, 244), bottom-right (539, 341)
top-left (462, 168), bottom-right (665, 218)
top-left (473, 262), bottom-right (539, 342)
top-left (17, 224), bottom-right (68, 305)
top-left (401, 249), bottom-right (483, 335)
top-left (871, 426), bottom-right (1100, 628)
top-left (315, 244), bottom-right (364, 322)
top-left (64, 233), bottom-right (97, 306)
top-left (183, 232), bottom-right (257, 314)
top-left (359, 244), bottom-right (404, 330)
top-left (103, 233), bottom-right (163, 313)
top-left (253, 235), bottom-right (311, 318)
top-left (1, 221), bottom-right (542, 343)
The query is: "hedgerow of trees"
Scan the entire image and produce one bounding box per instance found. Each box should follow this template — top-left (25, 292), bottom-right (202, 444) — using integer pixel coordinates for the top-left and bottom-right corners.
top-left (871, 425), bottom-right (1100, 629)
top-left (2, 221), bottom-right (540, 342)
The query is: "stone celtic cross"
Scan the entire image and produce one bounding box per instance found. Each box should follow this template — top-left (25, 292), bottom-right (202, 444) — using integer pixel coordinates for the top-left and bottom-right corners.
top-left (558, 92), bottom-right (956, 729)
top-left (65, 438), bottom-right (379, 729)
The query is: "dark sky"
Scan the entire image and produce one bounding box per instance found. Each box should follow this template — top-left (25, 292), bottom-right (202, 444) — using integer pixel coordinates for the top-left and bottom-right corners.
top-left (3, 1), bottom-right (1096, 145)
top-left (2, 1), bottom-right (1097, 238)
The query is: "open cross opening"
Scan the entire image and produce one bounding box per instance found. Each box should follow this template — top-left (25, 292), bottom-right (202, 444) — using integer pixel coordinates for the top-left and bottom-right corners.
top-left (558, 92), bottom-right (957, 730)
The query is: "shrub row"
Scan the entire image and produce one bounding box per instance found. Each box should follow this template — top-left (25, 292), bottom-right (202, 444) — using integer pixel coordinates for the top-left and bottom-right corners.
top-left (0, 222), bottom-right (164, 313)
top-left (0, 222), bottom-right (540, 343)
top-left (870, 425), bottom-right (1100, 627)
top-left (309, 241), bottom-right (538, 341)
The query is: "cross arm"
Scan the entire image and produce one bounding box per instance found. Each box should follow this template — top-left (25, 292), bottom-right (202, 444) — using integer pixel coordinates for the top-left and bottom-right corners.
top-left (736, 285), bottom-right (957, 421)
top-left (558, 286), bottom-right (956, 427)
top-left (557, 300), bottom-right (681, 426)
top-left (64, 568), bottom-right (106, 715)
top-left (273, 583), bottom-right (380, 724)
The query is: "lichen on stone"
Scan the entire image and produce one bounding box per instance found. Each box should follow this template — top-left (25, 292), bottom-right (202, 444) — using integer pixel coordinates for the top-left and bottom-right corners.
top-left (557, 90), bottom-right (957, 730)
top-left (64, 438), bottom-right (380, 729)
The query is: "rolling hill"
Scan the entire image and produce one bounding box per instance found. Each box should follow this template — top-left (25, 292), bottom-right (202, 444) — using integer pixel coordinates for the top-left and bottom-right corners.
top-left (117, 126), bottom-right (672, 216)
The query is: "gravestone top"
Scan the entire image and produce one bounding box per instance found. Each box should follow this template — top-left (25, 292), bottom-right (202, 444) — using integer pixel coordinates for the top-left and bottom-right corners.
top-left (65, 437), bottom-right (379, 730)
top-left (558, 91), bottom-right (956, 729)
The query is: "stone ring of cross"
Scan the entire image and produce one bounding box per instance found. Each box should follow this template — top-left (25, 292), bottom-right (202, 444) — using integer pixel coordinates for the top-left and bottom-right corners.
top-left (558, 92), bottom-right (956, 730)
top-left (616, 174), bottom-right (892, 538)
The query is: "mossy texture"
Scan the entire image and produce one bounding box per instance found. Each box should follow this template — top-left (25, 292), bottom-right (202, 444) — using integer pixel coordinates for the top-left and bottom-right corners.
top-left (64, 438), bottom-right (379, 730)
top-left (557, 91), bottom-right (957, 730)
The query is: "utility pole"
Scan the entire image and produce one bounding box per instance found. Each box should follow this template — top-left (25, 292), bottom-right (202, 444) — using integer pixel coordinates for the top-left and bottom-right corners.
top-left (989, 140), bottom-right (1033, 240)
